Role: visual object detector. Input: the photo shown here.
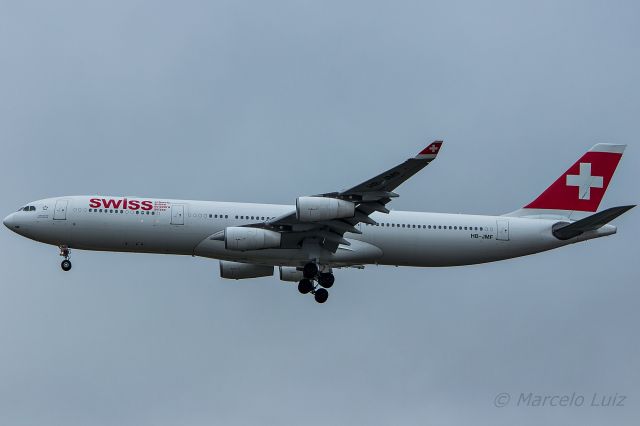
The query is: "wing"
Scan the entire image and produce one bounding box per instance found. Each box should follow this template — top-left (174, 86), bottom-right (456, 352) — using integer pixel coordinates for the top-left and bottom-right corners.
top-left (221, 141), bottom-right (443, 252)
top-left (336, 140), bottom-right (443, 196)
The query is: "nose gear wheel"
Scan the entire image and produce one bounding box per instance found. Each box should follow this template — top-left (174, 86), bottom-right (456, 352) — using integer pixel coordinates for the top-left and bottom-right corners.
top-left (59, 246), bottom-right (72, 271)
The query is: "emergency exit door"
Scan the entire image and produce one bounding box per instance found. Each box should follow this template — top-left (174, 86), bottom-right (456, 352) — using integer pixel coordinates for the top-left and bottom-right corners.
top-left (496, 219), bottom-right (509, 241)
top-left (171, 204), bottom-right (184, 225)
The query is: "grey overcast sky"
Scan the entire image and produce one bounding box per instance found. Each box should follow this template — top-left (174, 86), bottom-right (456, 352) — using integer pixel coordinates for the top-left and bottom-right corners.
top-left (0, 1), bottom-right (638, 425)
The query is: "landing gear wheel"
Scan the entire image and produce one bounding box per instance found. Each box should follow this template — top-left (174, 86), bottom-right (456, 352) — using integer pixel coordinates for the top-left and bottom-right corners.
top-left (317, 273), bottom-right (335, 288)
top-left (303, 262), bottom-right (319, 279)
top-left (61, 259), bottom-right (72, 271)
top-left (314, 288), bottom-right (329, 304)
top-left (298, 279), bottom-right (314, 294)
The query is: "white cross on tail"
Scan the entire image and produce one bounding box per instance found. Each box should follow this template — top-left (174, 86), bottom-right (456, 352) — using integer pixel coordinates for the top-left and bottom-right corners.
top-left (566, 162), bottom-right (603, 200)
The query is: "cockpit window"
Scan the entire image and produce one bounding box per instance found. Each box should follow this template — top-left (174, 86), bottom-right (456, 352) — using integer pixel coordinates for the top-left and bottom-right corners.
top-left (20, 206), bottom-right (36, 212)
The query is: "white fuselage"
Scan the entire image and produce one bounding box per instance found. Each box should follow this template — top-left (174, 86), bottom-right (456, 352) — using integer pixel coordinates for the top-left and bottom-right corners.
top-left (4, 195), bottom-right (616, 268)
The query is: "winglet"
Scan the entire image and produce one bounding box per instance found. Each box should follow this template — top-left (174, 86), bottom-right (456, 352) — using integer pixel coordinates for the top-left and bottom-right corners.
top-left (415, 141), bottom-right (443, 160)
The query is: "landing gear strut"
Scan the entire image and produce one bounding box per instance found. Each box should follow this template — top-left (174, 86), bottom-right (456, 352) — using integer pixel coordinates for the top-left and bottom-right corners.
top-left (298, 262), bottom-right (334, 303)
top-left (59, 246), bottom-right (72, 271)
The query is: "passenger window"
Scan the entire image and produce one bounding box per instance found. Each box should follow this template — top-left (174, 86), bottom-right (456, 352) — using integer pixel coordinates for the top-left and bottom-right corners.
top-left (480, 227), bottom-right (483, 231)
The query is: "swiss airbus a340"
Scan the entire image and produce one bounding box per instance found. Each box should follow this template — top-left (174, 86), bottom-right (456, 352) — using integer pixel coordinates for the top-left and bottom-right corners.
top-left (4, 142), bottom-right (634, 303)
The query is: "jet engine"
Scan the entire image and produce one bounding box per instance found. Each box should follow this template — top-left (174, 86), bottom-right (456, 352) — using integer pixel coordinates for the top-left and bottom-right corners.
top-left (296, 196), bottom-right (355, 222)
top-left (278, 266), bottom-right (304, 282)
top-left (224, 227), bottom-right (281, 251)
top-left (219, 260), bottom-right (274, 279)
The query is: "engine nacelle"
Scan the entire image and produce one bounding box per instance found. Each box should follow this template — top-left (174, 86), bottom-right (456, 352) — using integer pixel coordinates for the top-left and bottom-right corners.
top-left (219, 260), bottom-right (274, 279)
top-left (225, 227), bottom-right (281, 251)
top-left (296, 196), bottom-right (355, 222)
top-left (279, 266), bottom-right (304, 282)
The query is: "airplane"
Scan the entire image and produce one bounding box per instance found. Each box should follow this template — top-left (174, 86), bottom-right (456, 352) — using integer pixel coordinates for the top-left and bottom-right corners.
top-left (3, 142), bottom-right (634, 304)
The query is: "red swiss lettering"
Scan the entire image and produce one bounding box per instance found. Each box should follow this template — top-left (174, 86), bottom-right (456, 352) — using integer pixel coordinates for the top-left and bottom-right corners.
top-left (88, 197), bottom-right (154, 210)
top-left (102, 198), bottom-right (123, 209)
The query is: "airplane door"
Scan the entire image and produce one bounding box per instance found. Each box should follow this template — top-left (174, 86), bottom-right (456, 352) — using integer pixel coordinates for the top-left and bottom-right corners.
top-left (171, 204), bottom-right (184, 225)
top-left (496, 219), bottom-right (509, 241)
top-left (53, 200), bottom-right (68, 220)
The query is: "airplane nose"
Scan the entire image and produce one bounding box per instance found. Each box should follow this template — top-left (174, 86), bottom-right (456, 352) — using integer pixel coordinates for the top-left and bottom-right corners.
top-left (3, 213), bottom-right (15, 229)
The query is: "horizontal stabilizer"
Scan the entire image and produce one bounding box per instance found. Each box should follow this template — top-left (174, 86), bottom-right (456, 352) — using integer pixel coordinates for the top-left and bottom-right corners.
top-left (552, 205), bottom-right (635, 240)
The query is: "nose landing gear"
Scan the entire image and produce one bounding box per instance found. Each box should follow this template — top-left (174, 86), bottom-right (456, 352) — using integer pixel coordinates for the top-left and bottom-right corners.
top-left (298, 262), bottom-right (334, 303)
top-left (59, 246), bottom-right (72, 271)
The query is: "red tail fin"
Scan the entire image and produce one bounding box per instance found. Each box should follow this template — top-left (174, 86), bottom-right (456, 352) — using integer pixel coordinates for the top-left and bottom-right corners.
top-left (525, 143), bottom-right (626, 212)
top-left (524, 144), bottom-right (625, 213)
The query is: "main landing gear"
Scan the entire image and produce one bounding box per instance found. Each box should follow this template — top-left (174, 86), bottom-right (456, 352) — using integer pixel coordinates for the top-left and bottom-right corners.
top-left (59, 246), bottom-right (72, 271)
top-left (298, 262), bottom-right (334, 304)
